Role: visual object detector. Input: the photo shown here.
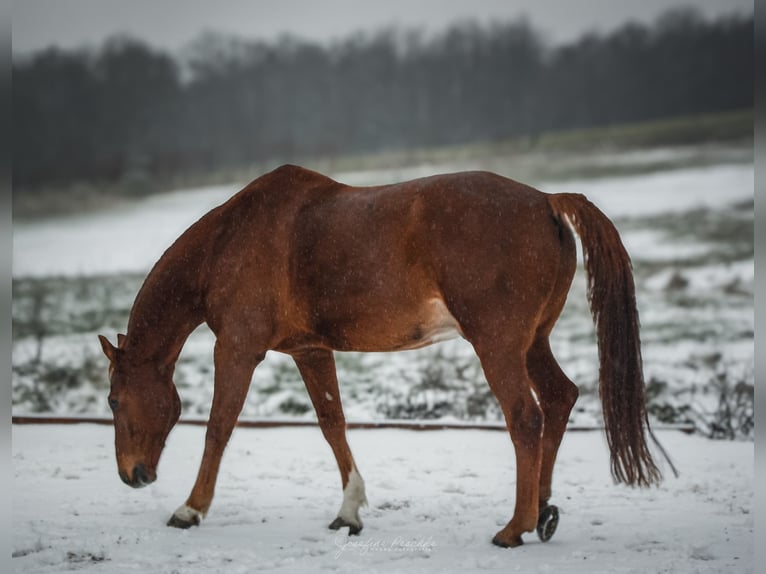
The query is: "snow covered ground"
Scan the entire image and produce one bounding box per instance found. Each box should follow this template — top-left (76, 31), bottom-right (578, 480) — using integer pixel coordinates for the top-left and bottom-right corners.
top-left (12, 423), bottom-right (752, 573)
top-left (10, 144), bottom-right (755, 572)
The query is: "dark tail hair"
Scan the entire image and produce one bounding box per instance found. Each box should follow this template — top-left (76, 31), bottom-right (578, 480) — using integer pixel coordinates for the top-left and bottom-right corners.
top-left (548, 193), bottom-right (677, 487)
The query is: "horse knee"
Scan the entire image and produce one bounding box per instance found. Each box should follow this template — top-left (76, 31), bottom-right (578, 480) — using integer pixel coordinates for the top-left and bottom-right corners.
top-left (317, 410), bottom-right (346, 435)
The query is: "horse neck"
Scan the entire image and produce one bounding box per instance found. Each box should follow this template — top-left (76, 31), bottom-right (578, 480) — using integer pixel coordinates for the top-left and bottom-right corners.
top-left (124, 253), bottom-right (206, 368)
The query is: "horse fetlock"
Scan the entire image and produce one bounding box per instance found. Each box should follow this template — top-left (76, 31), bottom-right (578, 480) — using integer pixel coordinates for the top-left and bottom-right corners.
top-left (330, 468), bottom-right (366, 535)
top-left (167, 504), bottom-right (204, 529)
top-left (340, 471), bottom-right (367, 512)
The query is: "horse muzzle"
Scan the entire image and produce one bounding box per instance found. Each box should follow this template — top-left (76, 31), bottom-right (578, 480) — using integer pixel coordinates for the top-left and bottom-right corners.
top-left (119, 463), bottom-right (156, 488)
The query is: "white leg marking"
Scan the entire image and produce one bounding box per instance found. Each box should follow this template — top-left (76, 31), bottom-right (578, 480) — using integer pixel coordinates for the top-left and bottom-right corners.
top-left (325, 392), bottom-right (334, 401)
top-left (337, 468), bottom-right (367, 525)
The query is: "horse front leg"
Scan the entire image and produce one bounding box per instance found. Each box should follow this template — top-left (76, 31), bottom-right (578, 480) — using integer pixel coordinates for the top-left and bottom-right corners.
top-left (167, 340), bottom-right (263, 528)
top-left (292, 348), bottom-right (367, 535)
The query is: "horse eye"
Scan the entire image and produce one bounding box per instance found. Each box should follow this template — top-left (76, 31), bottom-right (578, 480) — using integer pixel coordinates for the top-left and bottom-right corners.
top-left (108, 398), bottom-right (119, 411)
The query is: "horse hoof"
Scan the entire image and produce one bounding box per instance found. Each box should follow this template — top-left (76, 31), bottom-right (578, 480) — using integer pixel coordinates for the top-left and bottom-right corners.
top-left (167, 505), bottom-right (202, 529)
top-left (167, 514), bottom-right (198, 529)
top-left (536, 505), bottom-right (559, 542)
top-left (329, 517), bottom-right (362, 536)
top-left (492, 534), bottom-right (523, 548)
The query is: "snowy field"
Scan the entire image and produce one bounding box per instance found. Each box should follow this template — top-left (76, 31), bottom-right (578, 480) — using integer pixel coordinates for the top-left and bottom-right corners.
top-left (11, 161), bottom-right (753, 278)
top-left (11, 147), bottom-right (755, 572)
top-left (12, 423), bottom-right (753, 573)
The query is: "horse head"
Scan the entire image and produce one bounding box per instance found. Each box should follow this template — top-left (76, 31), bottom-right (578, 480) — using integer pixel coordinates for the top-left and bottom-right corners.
top-left (98, 334), bottom-right (181, 488)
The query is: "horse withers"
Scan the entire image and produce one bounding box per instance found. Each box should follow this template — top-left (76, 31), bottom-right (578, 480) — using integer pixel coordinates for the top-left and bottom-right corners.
top-left (99, 164), bottom-right (673, 548)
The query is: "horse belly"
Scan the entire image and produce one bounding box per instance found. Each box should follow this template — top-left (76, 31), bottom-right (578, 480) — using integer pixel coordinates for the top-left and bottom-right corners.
top-left (394, 298), bottom-right (463, 351)
top-left (326, 297), bottom-right (464, 352)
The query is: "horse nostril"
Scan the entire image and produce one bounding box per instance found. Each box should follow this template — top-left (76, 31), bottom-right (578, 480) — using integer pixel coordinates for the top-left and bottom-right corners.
top-left (133, 464), bottom-right (150, 486)
top-left (118, 464), bottom-right (155, 488)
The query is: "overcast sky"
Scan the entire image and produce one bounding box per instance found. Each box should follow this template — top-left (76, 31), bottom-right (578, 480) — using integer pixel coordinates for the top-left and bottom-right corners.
top-left (13, 0), bottom-right (753, 57)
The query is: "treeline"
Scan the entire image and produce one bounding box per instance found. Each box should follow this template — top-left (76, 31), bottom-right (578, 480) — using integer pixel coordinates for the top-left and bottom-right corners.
top-left (13, 7), bottom-right (752, 192)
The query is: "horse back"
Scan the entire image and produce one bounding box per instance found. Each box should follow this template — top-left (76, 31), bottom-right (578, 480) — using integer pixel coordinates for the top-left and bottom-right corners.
top-left (202, 166), bottom-right (570, 351)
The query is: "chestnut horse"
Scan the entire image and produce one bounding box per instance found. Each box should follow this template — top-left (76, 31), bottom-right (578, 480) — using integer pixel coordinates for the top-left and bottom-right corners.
top-left (99, 164), bottom-right (673, 548)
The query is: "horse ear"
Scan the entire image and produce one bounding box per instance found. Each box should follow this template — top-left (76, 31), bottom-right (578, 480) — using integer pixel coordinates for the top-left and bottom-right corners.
top-left (117, 333), bottom-right (127, 348)
top-left (98, 335), bottom-right (118, 362)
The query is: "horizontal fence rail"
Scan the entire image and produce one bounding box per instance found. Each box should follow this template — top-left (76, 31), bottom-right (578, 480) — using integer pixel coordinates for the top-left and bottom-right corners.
top-left (11, 415), bottom-right (696, 433)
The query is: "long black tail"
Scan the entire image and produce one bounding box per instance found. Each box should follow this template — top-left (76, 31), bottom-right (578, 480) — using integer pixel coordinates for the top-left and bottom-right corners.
top-left (548, 192), bottom-right (677, 486)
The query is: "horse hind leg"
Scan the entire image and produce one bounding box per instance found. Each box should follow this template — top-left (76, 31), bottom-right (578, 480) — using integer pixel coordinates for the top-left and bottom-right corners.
top-left (292, 348), bottom-right (367, 535)
top-left (528, 337), bottom-right (579, 504)
top-left (469, 332), bottom-right (544, 548)
top-left (526, 335), bottom-right (579, 541)
top-left (525, 214), bottom-right (578, 540)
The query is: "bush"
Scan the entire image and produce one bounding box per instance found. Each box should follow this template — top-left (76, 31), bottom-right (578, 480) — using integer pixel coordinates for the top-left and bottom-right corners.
top-left (706, 376), bottom-right (754, 440)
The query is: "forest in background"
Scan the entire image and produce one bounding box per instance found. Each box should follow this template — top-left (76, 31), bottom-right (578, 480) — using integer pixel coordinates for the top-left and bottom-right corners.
top-left (13, 6), bottom-right (752, 200)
